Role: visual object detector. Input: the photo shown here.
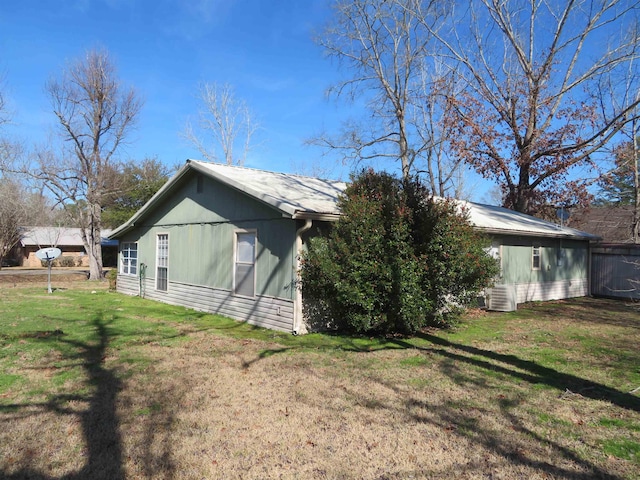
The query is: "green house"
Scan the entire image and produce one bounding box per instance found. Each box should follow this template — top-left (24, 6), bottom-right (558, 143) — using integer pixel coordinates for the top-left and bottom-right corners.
top-left (109, 160), bottom-right (344, 334)
top-left (462, 203), bottom-right (600, 310)
top-left (109, 160), bottom-right (599, 332)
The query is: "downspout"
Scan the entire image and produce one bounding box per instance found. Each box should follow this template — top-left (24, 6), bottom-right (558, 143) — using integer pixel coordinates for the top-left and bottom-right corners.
top-left (293, 219), bottom-right (313, 335)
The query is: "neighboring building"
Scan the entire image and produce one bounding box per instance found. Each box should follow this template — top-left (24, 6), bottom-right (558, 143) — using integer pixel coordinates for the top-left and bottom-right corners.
top-left (567, 205), bottom-right (636, 244)
top-left (109, 160), bottom-right (600, 332)
top-left (14, 227), bottom-right (118, 267)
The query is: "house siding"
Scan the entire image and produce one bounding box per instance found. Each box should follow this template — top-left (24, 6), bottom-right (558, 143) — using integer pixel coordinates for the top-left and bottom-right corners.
top-left (115, 171), bottom-right (299, 331)
top-left (116, 275), bottom-right (294, 331)
top-left (512, 278), bottom-right (589, 303)
top-left (117, 274), bottom-right (139, 295)
top-left (490, 236), bottom-right (590, 306)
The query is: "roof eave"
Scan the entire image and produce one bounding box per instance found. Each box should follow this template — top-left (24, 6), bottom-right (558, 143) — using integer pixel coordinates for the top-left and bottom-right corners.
top-left (476, 226), bottom-right (601, 241)
top-left (292, 212), bottom-right (341, 222)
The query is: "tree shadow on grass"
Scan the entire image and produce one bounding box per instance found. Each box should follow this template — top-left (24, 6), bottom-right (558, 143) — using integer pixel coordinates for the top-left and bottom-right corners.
top-left (314, 334), bottom-right (634, 479)
top-left (406, 332), bottom-right (640, 413)
top-left (398, 393), bottom-right (626, 480)
top-left (375, 332), bottom-right (637, 479)
top-left (240, 327), bottom-right (637, 478)
top-left (0, 313), bottom-right (176, 480)
top-left (521, 297), bottom-right (640, 329)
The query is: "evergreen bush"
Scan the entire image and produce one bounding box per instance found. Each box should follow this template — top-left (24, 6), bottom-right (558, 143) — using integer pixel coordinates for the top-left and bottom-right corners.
top-left (301, 169), bottom-right (498, 334)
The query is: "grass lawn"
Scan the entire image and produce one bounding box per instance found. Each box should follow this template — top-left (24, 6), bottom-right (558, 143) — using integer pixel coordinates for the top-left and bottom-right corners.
top-left (0, 279), bottom-right (639, 479)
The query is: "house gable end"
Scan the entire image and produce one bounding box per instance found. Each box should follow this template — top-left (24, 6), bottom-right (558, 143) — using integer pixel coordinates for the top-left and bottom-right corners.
top-left (136, 171), bottom-right (288, 229)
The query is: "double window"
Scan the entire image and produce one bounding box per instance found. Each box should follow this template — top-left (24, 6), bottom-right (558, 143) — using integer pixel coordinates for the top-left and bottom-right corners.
top-left (234, 231), bottom-right (256, 297)
top-left (156, 233), bottom-right (168, 291)
top-left (121, 242), bottom-right (137, 276)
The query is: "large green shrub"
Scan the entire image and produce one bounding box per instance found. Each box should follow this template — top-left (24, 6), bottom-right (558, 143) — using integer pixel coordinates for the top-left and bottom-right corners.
top-left (301, 169), bottom-right (498, 334)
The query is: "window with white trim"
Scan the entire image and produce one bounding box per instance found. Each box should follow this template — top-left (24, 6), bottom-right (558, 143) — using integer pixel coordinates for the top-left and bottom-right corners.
top-left (234, 231), bottom-right (256, 297)
top-left (156, 233), bottom-right (168, 291)
top-left (120, 242), bottom-right (137, 275)
top-left (532, 245), bottom-right (541, 270)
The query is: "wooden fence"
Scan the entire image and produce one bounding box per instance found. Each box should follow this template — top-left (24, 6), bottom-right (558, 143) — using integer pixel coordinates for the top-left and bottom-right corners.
top-left (591, 244), bottom-right (640, 300)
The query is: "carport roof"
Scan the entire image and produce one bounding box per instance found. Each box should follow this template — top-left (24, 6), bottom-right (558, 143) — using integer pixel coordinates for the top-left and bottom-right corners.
top-left (20, 227), bottom-right (117, 247)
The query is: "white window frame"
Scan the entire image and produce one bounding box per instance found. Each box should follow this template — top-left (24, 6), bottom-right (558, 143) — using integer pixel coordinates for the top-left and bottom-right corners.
top-left (120, 242), bottom-right (138, 276)
top-left (233, 229), bottom-right (257, 298)
top-left (532, 245), bottom-right (541, 270)
top-left (156, 233), bottom-right (169, 291)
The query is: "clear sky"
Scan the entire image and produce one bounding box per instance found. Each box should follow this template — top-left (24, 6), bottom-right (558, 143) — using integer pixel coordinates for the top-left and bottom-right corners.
top-left (0, 0), bottom-right (493, 200)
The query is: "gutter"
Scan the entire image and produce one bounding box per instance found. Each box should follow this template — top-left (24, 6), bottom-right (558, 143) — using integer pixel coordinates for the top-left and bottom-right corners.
top-left (475, 226), bottom-right (601, 241)
top-left (292, 219), bottom-right (313, 335)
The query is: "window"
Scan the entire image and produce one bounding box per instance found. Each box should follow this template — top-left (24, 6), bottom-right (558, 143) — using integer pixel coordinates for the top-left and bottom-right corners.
top-left (156, 234), bottom-right (168, 291)
top-left (532, 246), bottom-right (541, 270)
top-left (121, 242), bottom-right (137, 275)
top-left (234, 231), bottom-right (256, 297)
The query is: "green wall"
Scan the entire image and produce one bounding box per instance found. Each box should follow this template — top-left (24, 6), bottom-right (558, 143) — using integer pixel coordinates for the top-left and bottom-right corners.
top-left (496, 235), bottom-right (588, 285)
top-left (118, 172), bottom-right (298, 300)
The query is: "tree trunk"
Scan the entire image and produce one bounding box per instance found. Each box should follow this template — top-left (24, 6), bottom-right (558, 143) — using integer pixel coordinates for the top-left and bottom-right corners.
top-left (633, 167), bottom-right (639, 244)
top-left (399, 114), bottom-right (411, 180)
top-left (81, 201), bottom-right (104, 281)
top-left (514, 163), bottom-right (531, 214)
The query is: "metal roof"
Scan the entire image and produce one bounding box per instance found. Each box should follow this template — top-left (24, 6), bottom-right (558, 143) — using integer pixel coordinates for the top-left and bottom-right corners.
top-left (460, 201), bottom-right (600, 240)
top-left (20, 227), bottom-right (118, 247)
top-left (190, 160), bottom-right (346, 219)
top-left (109, 160), bottom-right (599, 241)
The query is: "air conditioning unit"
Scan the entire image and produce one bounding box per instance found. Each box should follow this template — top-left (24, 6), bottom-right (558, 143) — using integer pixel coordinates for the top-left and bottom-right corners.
top-left (487, 285), bottom-right (517, 312)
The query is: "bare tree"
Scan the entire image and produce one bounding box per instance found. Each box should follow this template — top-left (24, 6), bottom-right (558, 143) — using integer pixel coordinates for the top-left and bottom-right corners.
top-left (630, 133), bottom-right (639, 243)
top-left (0, 76), bottom-right (17, 170)
top-left (411, 0), bottom-right (640, 216)
top-left (183, 82), bottom-right (257, 165)
top-left (0, 178), bottom-right (24, 268)
top-left (7, 50), bottom-right (142, 280)
top-left (413, 65), bottom-right (468, 197)
top-left (0, 82), bottom-right (24, 267)
top-left (313, 0), bottom-right (466, 195)
top-left (597, 35), bottom-right (640, 242)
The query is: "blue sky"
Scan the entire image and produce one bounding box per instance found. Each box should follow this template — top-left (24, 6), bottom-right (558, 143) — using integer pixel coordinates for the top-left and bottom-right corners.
top-left (1, 0), bottom-right (495, 200)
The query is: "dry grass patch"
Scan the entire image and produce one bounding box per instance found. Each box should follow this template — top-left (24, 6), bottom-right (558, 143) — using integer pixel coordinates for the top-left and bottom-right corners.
top-left (0, 288), bottom-right (638, 479)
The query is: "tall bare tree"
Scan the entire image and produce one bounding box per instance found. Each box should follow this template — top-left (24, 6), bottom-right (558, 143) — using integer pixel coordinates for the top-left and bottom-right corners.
top-left (0, 81), bottom-right (24, 267)
top-left (597, 37), bottom-right (640, 242)
top-left (413, 0), bottom-right (640, 216)
top-left (183, 82), bottom-right (257, 165)
top-left (12, 50), bottom-right (142, 280)
top-left (313, 0), bottom-right (465, 196)
top-left (0, 76), bottom-right (17, 169)
top-left (0, 178), bottom-right (24, 268)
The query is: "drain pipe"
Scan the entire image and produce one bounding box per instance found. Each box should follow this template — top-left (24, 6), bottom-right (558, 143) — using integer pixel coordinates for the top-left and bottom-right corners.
top-left (293, 219), bottom-right (312, 335)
